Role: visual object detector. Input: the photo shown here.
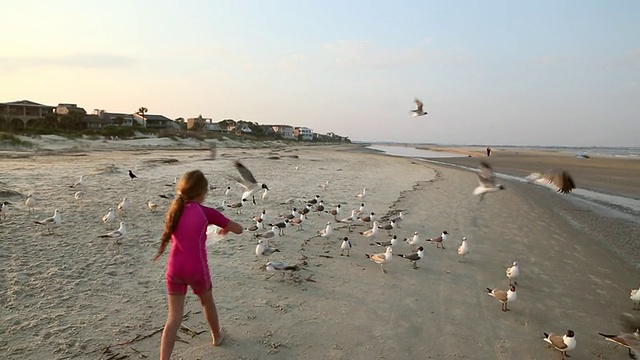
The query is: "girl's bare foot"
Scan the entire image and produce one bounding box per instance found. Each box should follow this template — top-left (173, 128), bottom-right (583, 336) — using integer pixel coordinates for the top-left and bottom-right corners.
top-left (213, 327), bottom-right (225, 346)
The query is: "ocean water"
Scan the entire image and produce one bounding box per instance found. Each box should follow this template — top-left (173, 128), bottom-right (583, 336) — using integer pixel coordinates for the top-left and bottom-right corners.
top-left (367, 144), bottom-right (463, 158)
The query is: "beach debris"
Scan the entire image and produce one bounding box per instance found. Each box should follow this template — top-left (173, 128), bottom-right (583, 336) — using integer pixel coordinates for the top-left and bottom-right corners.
top-left (524, 169), bottom-right (576, 194)
top-left (74, 191), bottom-right (85, 200)
top-left (365, 246), bottom-right (393, 273)
top-left (473, 161), bottom-right (505, 200)
top-left (34, 209), bottom-right (61, 234)
top-left (427, 231), bottom-right (448, 249)
top-left (486, 285), bottom-right (517, 312)
top-left (410, 98), bottom-right (428, 117)
top-left (340, 236), bottom-right (352, 256)
top-left (397, 246), bottom-right (425, 269)
top-left (506, 261), bottom-right (520, 286)
top-left (543, 330), bottom-right (576, 360)
top-left (165, 177), bottom-right (177, 187)
top-left (457, 237), bottom-right (469, 262)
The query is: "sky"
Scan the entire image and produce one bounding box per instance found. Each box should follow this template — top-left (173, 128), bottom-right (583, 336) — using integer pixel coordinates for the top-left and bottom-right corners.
top-left (1, 0), bottom-right (639, 147)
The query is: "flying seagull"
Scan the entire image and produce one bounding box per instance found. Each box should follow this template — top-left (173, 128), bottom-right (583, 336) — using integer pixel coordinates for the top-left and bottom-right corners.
top-left (231, 160), bottom-right (269, 204)
top-left (525, 170), bottom-right (576, 194)
top-left (473, 161), bottom-right (505, 200)
top-left (411, 98), bottom-right (428, 117)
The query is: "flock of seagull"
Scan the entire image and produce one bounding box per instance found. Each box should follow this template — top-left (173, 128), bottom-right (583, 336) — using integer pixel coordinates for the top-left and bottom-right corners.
top-left (3, 148), bottom-right (639, 359)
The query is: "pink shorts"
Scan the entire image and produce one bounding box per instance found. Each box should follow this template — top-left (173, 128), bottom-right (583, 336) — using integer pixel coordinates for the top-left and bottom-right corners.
top-left (166, 272), bottom-right (212, 295)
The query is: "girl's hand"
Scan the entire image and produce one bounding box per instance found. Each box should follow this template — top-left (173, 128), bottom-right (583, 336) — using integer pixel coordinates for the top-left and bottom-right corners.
top-left (217, 227), bottom-right (230, 236)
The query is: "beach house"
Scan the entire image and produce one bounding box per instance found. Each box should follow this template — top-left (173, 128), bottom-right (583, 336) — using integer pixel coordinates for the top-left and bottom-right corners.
top-left (0, 100), bottom-right (56, 129)
top-left (293, 126), bottom-right (313, 141)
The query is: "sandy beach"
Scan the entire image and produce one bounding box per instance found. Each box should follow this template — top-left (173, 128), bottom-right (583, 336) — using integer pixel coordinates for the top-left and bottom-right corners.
top-left (1, 139), bottom-right (640, 359)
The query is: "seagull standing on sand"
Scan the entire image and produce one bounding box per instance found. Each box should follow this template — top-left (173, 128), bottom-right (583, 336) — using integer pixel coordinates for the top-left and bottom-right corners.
top-left (264, 261), bottom-right (300, 280)
top-left (0, 201), bottom-right (9, 219)
top-left (473, 161), bottom-right (505, 200)
top-left (356, 188), bottom-right (367, 199)
top-left (340, 236), bottom-right (352, 256)
top-left (506, 261), bottom-right (520, 286)
top-left (427, 231), bottom-right (448, 249)
top-left (146, 199), bottom-right (159, 212)
top-left (374, 235), bottom-right (398, 248)
top-left (255, 239), bottom-right (280, 257)
top-left (227, 198), bottom-right (248, 214)
top-left (411, 98), bottom-right (428, 117)
top-left (405, 231), bottom-right (422, 250)
top-left (254, 225), bottom-right (281, 244)
top-left (118, 197), bottom-right (128, 212)
top-left (231, 160), bottom-right (269, 205)
top-left (326, 204), bottom-right (341, 219)
top-left (70, 175), bottom-right (84, 188)
top-left (102, 208), bottom-right (116, 227)
top-left (598, 329), bottom-right (640, 359)
top-left (268, 219), bottom-right (290, 236)
top-left (224, 186), bottom-right (231, 197)
top-left (359, 221), bottom-right (380, 241)
top-left (128, 170), bottom-right (137, 180)
top-left (397, 246), bottom-right (425, 269)
top-left (34, 209), bottom-right (62, 234)
top-left (337, 209), bottom-right (358, 231)
top-left (543, 330), bottom-right (576, 360)
top-left (319, 221), bottom-right (333, 238)
top-left (525, 170), bottom-right (576, 194)
top-left (457, 237), bottom-right (469, 262)
top-left (631, 286), bottom-right (640, 310)
top-left (486, 285), bottom-right (517, 312)
top-left (99, 221), bottom-right (127, 243)
top-left (25, 194), bottom-right (37, 213)
top-left (365, 246), bottom-right (393, 273)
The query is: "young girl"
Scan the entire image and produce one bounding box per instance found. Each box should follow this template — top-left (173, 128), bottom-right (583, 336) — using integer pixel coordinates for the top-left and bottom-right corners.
top-left (154, 170), bottom-right (243, 359)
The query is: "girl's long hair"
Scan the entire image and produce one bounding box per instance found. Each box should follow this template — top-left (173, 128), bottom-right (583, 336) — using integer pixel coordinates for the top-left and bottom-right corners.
top-left (154, 170), bottom-right (208, 262)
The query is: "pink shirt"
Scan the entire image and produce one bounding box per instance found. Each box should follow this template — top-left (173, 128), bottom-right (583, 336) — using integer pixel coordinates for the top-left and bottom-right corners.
top-left (166, 202), bottom-right (230, 280)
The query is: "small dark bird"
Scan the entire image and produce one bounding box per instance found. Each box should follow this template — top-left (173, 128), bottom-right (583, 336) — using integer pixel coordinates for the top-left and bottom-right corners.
top-left (128, 170), bottom-right (137, 180)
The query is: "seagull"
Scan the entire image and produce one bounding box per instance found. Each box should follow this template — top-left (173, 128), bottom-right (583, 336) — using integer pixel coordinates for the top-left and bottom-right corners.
top-left (102, 208), bottom-right (116, 227)
top-left (340, 236), bottom-right (352, 256)
top-left (377, 220), bottom-right (397, 233)
top-left (159, 193), bottom-right (176, 200)
top-left (165, 177), bottom-right (177, 187)
top-left (25, 194), bottom-right (37, 213)
top-left (146, 199), bottom-right (159, 212)
top-left (0, 201), bottom-right (9, 219)
top-left (457, 237), bottom-right (469, 262)
top-left (214, 200), bottom-right (227, 212)
top-left (356, 188), bottom-right (367, 199)
top-left (374, 235), bottom-right (398, 248)
top-left (291, 213), bottom-right (306, 231)
top-left (307, 195), bottom-right (320, 205)
top-left (543, 330), bottom-right (577, 360)
top-left (70, 175), bottom-right (84, 188)
top-left (525, 170), bottom-right (576, 194)
top-left (397, 246), bottom-right (425, 269)
top-left (227, 198), bottom-right (248, 214)
top-left (486, 285), bottom-right (517, 312)
top-left (117, 197), bottom-right (128, 212)
top-left (319, 222), bottom-right (333, 238)
top-left (74, 191), bottom-right (85, 201)
top-left (283, 208), bottom-right (298, 220)
top-left (231, 160), bottom-right (269, 204)
top-left (411, 98), bottom-right (428, 117)
top-left (34, 209), bottom-right (62, 234)
top-left (224, 186), bottom-right (231, 197)
top-left (599, 327), bottom-right (640, 359)
top-left (314, 200), bottom-right (325, 213)
top-left (365, 246), bottom-right (393, 273)
top-left (427, 231), bottom-right (449, 249)
top-left (359, 212), bottom-right (375, 227)
top-left (631, 286), bottom-right (640, 310)
top-left (405, 231), bottom-right (421, 250)
top-left (359, 221), bottom-right (380, 240)
top-left (268, 219), bottom-right (290, 236)
top-left (506, 261), bottom-right (520, 286)
top-left (299, 204), bottom-right (313, 216)
top-left (264, 261), bottom-right (300, 280)
top-left (99, 221), bottom-right (127, 243)
top-left (252, 209), bottom-right (267, 224)
top-left (254, 225), bottom-right (281, 243)
top-left (473, 161), bottom-right (505, 200)
top-left (391, 211), bottom-right (405, 228)
top-left (261, 188), bottom-right (269, 201)
top-left (319, 180), bottom-right (329, 191)
top-left (337, 209), bottom-right (358, 231)
top-left (255, 239), bottom-right (280, 257)
top-left (326, 204), bottom-right (341, 218)
top-left (128, 170), bottom-right (137, 180)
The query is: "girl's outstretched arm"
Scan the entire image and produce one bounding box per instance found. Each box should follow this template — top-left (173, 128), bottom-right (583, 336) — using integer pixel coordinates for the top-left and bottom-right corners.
top-left (219, 220), bottom-right (243, 235)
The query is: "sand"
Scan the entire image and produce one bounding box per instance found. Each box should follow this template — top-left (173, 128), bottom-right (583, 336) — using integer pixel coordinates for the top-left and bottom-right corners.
top-left (1, 140), bottom-right (639, 360)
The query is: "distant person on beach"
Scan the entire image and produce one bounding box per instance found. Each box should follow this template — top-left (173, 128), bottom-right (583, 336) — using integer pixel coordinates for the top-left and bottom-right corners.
top-left (486, 147), bottom-right (492, 156)
top-left (154, 170), bottom-right (243, 359)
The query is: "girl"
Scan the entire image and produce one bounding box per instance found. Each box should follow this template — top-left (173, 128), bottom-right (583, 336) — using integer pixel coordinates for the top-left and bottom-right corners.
top-left (154, 170), bottom-right (243, 359)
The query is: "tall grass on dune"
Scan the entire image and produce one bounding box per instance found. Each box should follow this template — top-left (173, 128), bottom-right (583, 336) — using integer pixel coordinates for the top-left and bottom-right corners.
top-left (0, 132), bottom-right (34, 148)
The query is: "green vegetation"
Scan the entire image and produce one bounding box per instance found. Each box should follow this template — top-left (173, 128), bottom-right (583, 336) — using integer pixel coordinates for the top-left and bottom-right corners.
top-left (0, 132), bottom-right (34, 148)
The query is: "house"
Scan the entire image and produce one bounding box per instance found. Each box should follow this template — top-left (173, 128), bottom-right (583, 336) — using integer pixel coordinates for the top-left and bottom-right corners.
top-left (0, 100), bottom-right (56, 128)
top-left (82, 114), bottom-right (114, 129)
top-left (94, 110), bottom-right (134, 126)
top-left (187, 115), bottom-right (210, 130)
top-left (132, 113), bottom-right (180, 130)
top-left (203, 121), bottom-right (222, 132)
top-left (259, 125), bottom-right (276, 136)
top-left (234, 121), bottom-right (253, 134)
top-left (56, 103), bottom-right (87, 116)
top-left (293, 126), bottom-right (313, 141)
top-left (269, 124), bottom-right (295, 139)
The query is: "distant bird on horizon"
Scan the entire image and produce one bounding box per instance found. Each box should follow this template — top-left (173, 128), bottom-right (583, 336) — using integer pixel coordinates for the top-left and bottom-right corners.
top-left (473, 161), bottom-right (505, 200)
top-left (525, 169), bottom-right (576, 194)
top-left (411, 98), bottom-right (428, 117)
top-left (128, 170), bottom-right (137, 180)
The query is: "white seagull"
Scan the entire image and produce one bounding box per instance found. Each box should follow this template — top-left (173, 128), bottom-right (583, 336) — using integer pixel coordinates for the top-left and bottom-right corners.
top-left (405, 231), bottom-right (421, 250)
top-left (411, 98), bottom-right (428, 117)
top-left (473, 161), bottom-right (505, 200)
top-left (506, 261), bottom-right (520, 286)
top-left (117, 197), bottom-right (128, 212)
top-left (397, 246), bottom-right (425, 269)
top-left (525, 169), bottom-right (576, 194)
top-left (231, 160), bottom-right (269, 204)
top-left (264, 261), bottom-right (300, 280)
top-left (146, 199), bottom-right (159, 212)
top-left (631, 286), bottom-right (640, 310)
top-left (359, 221), bottom-right (380, 240)
top-left (99, 221), bottom-right (127, 243)
top-left (374, 235), bottom-right (398, 248)
top-left (0, 201), bottom-right (9, 219)
top-left (319, 221), bottom-right (333, 238)
top-left (543, 330), bottom-right (576, 360)
top-left (70, 175), bottom-right (85, 188)
top-left (457, 237), bottom-right (469, 262)
top-left (102, 207), bottom-right (116, 227)
top-left (254, 225), bottom-right (281, 243)
top-left (427, 231), bottom-right (448, 249)
top-left (340, 236), bottom-right (352, 256)
top-left (598, 328), bottom-right (640, 359)
top-left (255, 239), bottom-right (280, 257)
top-left (34, 209), bottom-right (62, 234)
top-left (365, 246), bottom-right (393, 273)
top-left (25, 194), bottom-right (37, 213)
top-left (356, 188), bottom-right (367, 199)
top-left (486, 285), bottom-right (517, 312)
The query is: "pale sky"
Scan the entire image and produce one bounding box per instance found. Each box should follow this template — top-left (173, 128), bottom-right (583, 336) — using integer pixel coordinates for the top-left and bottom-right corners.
top-left (1, 1), bottom-right (639, 146)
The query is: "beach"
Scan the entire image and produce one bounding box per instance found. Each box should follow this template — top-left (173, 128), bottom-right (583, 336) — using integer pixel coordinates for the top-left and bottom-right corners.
top-left (1, 139), bottom-right (640, 359)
